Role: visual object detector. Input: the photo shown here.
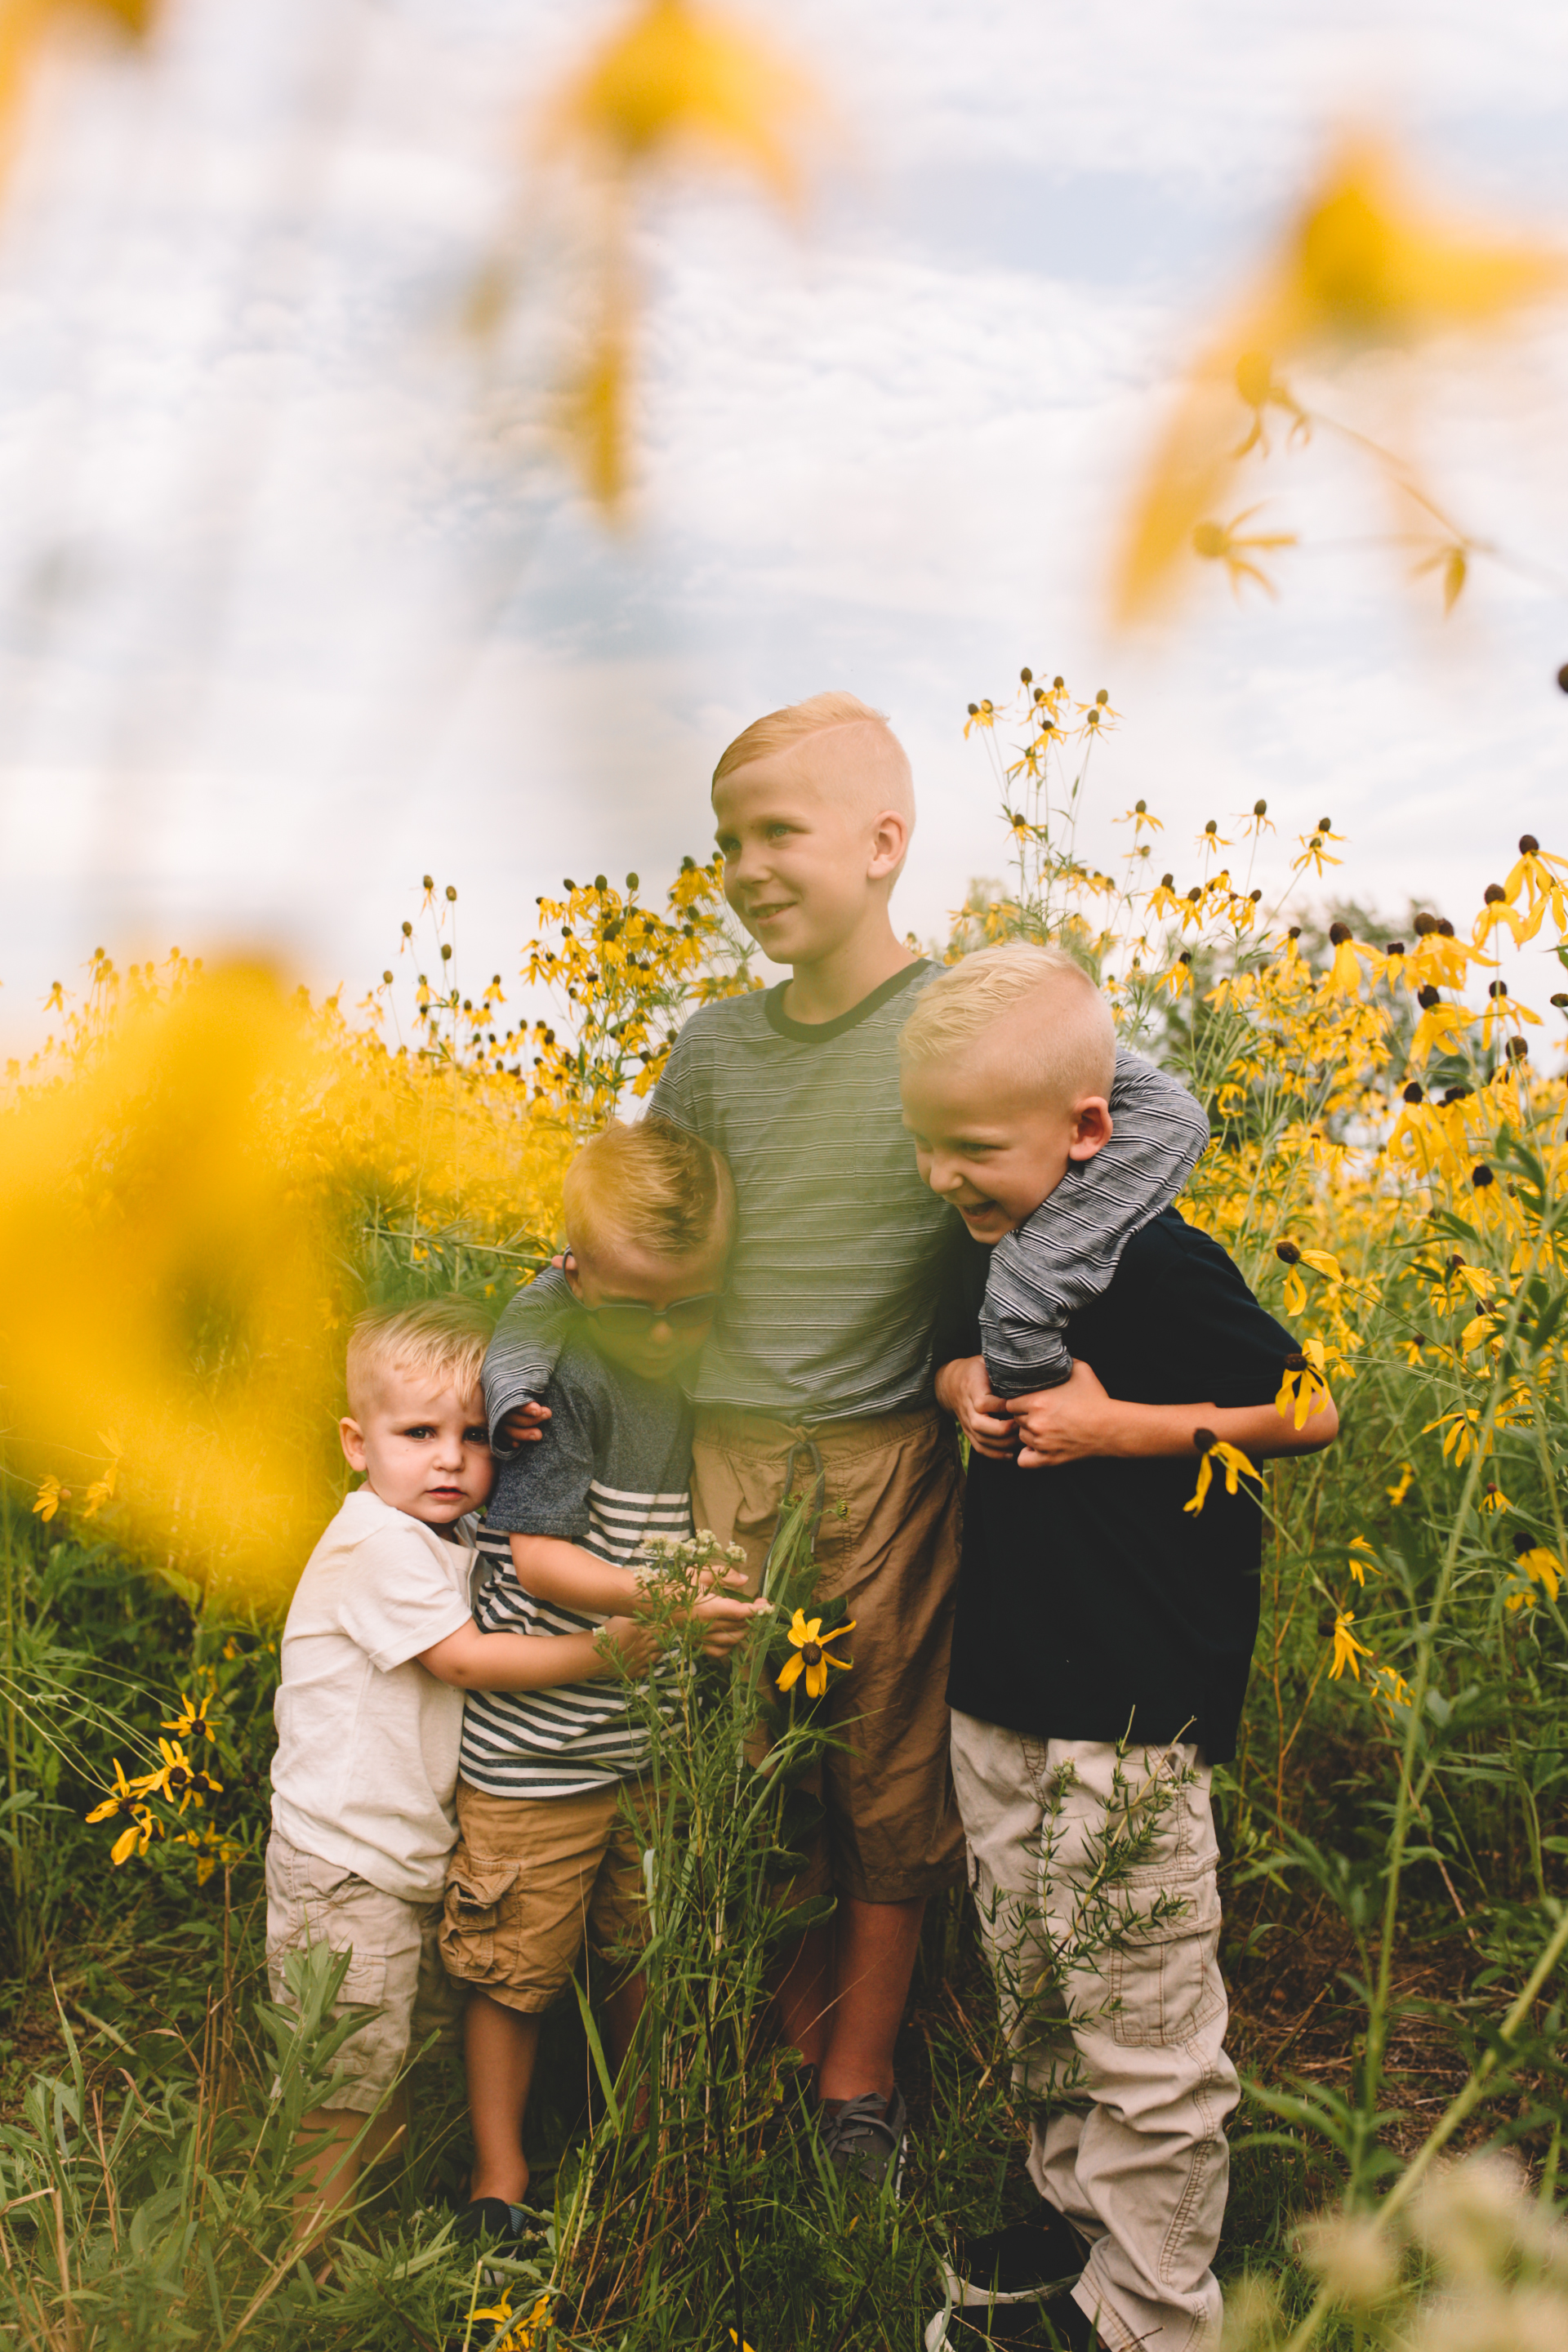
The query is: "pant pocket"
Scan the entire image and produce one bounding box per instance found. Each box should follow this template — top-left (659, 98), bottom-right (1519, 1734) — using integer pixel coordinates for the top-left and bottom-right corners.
top-left (1106, 1873), bottom-right (1223, 2047)
top-left (440, 1857), bottom-right (521, 1976)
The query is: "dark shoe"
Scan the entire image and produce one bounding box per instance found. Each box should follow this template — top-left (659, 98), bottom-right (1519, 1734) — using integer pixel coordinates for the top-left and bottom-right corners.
top-left (924, 2199), bottom-right (1090, 2349)
top-left (451, 2195), bottom-right (528, 2247)
top-left (819, 2084), bottom-right (907, 2194)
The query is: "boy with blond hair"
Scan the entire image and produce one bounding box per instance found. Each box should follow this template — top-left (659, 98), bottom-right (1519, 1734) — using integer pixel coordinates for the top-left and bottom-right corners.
top-left (901, 945), bottom-right (1339, 2351)
top-left (494, 693), bottom-right (1208, 2186)
top-left (447, 1119), bottom-right (764, 2238)
top-left (269, 1298), bottom-right (654, 2231)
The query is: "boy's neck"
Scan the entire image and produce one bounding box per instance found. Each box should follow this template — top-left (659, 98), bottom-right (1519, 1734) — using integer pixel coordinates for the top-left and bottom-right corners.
top-left (782, 920), bottom-right (915, 1027)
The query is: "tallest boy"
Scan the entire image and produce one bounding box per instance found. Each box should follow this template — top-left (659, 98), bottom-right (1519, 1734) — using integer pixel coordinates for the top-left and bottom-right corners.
top-left (493, 692), bottom-right (1205, 2181)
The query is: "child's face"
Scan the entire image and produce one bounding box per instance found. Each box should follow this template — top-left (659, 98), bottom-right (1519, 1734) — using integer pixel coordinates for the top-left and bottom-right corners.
top-left (712, 751), bottom-right (907, 969)
top-left (901, 1054), bottom-right (1111, 1245)
top-left (340, 1368), bottom-right (493, 1527)
top-left (566, 1228), bottom-right (730, 1382)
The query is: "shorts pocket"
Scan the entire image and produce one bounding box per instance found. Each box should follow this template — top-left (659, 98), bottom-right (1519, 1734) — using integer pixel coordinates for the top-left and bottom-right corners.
top-left (440, 1857), bottom-right (522, 1976)
top-left (1105, 1872), bottom-right (1224, 2048)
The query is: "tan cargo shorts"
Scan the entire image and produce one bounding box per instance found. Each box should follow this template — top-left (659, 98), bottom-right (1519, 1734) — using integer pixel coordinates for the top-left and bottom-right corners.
top-left (264, 1831), bottom-right (461, 2114)
top-left (439, 1776), bottom-right (653, 2015)
top-left (693, 1401), bottom-right (965, 1905)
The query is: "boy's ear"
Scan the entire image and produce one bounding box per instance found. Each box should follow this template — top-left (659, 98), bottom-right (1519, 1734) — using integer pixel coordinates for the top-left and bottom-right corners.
top-left (339, 1415), bottom-right (368, 1472)
top-left (562, 1250), bottom-right (583, 1298)
top-left (1067, 1098), bottom-right (1113, 1163)
top-left (866, 808), bottom-right (910, 882)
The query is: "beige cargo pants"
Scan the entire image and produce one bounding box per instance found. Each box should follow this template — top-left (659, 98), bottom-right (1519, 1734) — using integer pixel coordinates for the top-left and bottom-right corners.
top-left (950, 1713), bottom-right (1237, 2352)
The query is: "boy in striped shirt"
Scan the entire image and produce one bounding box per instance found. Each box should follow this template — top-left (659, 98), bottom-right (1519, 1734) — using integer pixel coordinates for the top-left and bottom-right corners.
top-left (440, 1120), bottom-right (764, 2236)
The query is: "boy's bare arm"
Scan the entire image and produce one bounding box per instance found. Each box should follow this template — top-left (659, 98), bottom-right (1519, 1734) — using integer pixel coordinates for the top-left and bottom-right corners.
top-left (511, 1531), bottom-right (646, 1615)
top-left (416, 1615), bottom-right (656, 1689)
top-left (509, 1531), bottom-right (755, 1617)
top-left (1001, 1356), bottom-right (1338, 1468)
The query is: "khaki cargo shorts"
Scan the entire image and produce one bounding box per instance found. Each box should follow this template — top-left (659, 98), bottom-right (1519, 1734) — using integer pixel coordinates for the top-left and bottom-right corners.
top-left (693, 1401), bottom-right (965, 1905)
top-left (439, 1776), bottom-right (653, 2015)
top-left (265, 1831), bottom-right (461, 2114)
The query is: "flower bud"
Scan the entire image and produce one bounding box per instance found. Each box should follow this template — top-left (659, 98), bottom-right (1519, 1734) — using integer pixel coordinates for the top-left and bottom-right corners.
top-left (1096, 688), bottom-right (1109, 704)
top-left (1254, 798), bottom-right (1267, 816)
top-left (1507, 1036), bottom-right (1529, 1060)
top-left (1288, 925), bottom-right (1302, 939)
top-left (401, 920), bottom-right (412, 937)
top-left (445, 884), bottom-right (457, 902)
top-left (1519, 833), bottom-right (1539, 854)
top-left (422, 874), bottom-right (433, 889)
top-left (1484, 883), bottom-right (1506, 903)
top-left (1403, 1082), bottom-right (1424, 1103)
top-left (1192, 1427), bottom-right (1217, 1454)
top-left (1160, 872), bottom-right (1174, 889)
top-left (1054, 675), bottom-right (1064, 690)
top-left (1329, 921), bottom-right (1351, 944)
top-left (382, 969), bottom-right (393, 985)
top-left (967, 702), bottom-right (979, 715)
top-left (1020, 666), bottom-right (1032, 684)
top-left (1134, 797), bottom-right (1147, 813)
top-left (626, 871), bottom-right (639, 889)
top-left (1414, 911), bottom-right (1437, 935)
top-left (1552, 993), bottom-right (1568, 1008)
top-left (1488, 979), bottom-right (1508, 998)
top-left (440, 943), bottom-right (452, 962)
top-left (1250, 888), bottom-right (1263, 902)
top-left (1276, 1240), bottom-right (1302, 1264)
top-left (1437, 917), bottom-right (1454, 937)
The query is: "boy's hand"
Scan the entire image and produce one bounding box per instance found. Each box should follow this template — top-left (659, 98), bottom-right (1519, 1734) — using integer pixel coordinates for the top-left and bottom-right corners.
top-left (691, 1594), bottom-right (771, 1659)
top-left (602, 1615), bottom-right (660, 1674)
top-left (497, 1401), bottom-right (551, 1448)
top-left (694, 1562), bottom-right (752, 1598)
top-left (936, 1355), bottom-right (1018, 1459)
top-left (1009, 1360), bottom-right (1115, 1468)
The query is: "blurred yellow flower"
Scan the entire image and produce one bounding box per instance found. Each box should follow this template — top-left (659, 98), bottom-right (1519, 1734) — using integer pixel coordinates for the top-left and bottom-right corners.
top-left (478, 0), bottom-right (823, 510)
top-left (1114, 137), bottom-right (1565, 620)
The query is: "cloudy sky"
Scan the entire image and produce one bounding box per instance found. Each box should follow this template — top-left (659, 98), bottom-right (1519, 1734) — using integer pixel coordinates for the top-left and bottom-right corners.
top-left (1, 0), bottom-right (1566, 1049)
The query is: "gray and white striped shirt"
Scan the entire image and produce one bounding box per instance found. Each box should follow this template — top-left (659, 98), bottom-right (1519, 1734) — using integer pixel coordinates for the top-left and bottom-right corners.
top-left (463, 1322), bottom-right (693, 1799)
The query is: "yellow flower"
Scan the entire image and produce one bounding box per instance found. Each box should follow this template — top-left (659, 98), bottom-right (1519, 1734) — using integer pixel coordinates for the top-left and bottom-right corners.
top-left (776, 1608), bottom-right (854, 1699)
top-left (1276, 1342), bottom-right (1332, 1432)
top-left (1184, 1431), bottom-right (1260, 1515)
top-left (86, 1761), bottom-right (162, 1864)
top-left (139, 1736), bottom-right (222, 1813)
top-left (1191, 507), bottom-right (1298, 599)
top-left (1386, 1463), bottom-right (1414, 1507)
top-left (163, 1691), bottom-right (218, 1744)
top-left (1113, 136), bottom-right (1565, 618)
top-left (1348, 1537), bottom-right (1379, 1586)
top-left (32, 1472), bottom-right (65, 1521)
top-left (1330, 1610), bottom-right (1374, 1682)
top-left (1512, 1532), bottom-right (1562, 1602)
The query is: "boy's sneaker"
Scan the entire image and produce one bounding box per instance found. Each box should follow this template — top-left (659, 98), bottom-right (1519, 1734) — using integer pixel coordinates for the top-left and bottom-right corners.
top-left (451, 2195), bottom-right (528, 2248)
top-left (924, 2200), bottom-right (1091, 2350)
top-left (818, 2084), bottom-right (907, 2195)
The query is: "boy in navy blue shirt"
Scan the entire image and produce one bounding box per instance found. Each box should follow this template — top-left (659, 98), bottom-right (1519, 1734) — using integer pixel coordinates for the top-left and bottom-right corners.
top-left (901, 946), bottom-right (1339, 2352)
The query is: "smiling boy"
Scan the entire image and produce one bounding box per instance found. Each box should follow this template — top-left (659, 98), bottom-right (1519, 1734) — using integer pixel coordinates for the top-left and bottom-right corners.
top-left (901, 947), bottom-right (1339, 2351)
top-left (492, 693), bottom-right (1209, 2186)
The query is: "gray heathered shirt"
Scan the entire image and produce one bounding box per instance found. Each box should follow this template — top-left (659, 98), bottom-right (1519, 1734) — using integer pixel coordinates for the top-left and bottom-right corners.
top-left (481, 965), bottom-right (1209, 1423)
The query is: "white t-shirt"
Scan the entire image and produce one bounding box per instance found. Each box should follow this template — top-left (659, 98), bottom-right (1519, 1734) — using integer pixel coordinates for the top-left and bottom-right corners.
top-left (270, 1487), bottom-right (479, 1900)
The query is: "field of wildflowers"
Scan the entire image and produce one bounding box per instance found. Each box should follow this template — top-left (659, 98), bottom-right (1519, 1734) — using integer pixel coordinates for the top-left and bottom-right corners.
top-left (1, 682), bottom-right (1566, 2350)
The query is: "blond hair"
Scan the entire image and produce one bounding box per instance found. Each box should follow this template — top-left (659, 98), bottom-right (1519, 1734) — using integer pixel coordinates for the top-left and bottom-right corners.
top-left (345, 1296), bottom-right (492, 1419)
top-left (712, 690), bottom-right (915, 827)
top-left (899, 944), bottom-right (1116, 1105)
top-left (564, 1119), bottom-right (733, 1268)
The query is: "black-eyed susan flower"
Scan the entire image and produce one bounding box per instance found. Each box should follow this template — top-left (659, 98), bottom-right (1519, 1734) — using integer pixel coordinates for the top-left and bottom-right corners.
top-left (1184, 1430), bottom-right (1260, 1516)
top-left (1276, 1340), bottom-right (1331, 1430)
top-left (777, 1608), bottom-right (853, 1699)
top-left (1329, 1610), bottom-right (1373, 1682)
top-left (86, 1761), bottom-right (163, 1866)
top-left (140, 1736), bottom-right (222, 1812)
top-left (162, 1691), bottom-right (218, 1746)
top-left (1386, 1463), bottom-right (1415, 1507)
top-left (1512, 1529), bottom-right (1562, 1603)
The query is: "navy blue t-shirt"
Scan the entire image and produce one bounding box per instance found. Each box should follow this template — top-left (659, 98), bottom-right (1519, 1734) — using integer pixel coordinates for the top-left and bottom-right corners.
top-left (947, 1209), bottom-right (1298, 1765)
